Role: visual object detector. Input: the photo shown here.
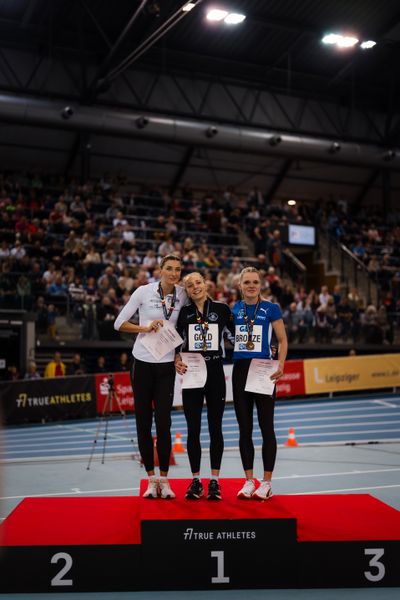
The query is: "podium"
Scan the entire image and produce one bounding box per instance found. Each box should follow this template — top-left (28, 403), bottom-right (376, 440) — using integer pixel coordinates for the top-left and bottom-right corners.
top-left (1, 479), bottom-right (400, 591)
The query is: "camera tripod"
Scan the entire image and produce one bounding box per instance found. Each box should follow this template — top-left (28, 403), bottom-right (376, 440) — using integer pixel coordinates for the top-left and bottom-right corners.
top-left (86, 374), bottom-right (140, 469)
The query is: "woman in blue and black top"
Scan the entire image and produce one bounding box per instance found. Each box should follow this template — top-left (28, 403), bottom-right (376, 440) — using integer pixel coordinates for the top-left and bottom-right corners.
top-left (232, 267), bottom-right (288, 500)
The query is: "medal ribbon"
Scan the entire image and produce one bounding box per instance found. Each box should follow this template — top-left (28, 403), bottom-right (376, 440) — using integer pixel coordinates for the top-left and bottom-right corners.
top-left (158, 283), bottom-right (176, 321)
top-left (243, 300), bottom-right (260, 346)
top-left (195, 300), bottom-right (210, 351)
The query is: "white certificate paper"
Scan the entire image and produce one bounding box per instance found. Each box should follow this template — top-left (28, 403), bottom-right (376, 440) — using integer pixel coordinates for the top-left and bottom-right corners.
top-left (245, 359), bottom-right (279, 396)
top-left (141, 321), bottom-right (183, 361)
top-left (180, 352), bottom-right (207, 389)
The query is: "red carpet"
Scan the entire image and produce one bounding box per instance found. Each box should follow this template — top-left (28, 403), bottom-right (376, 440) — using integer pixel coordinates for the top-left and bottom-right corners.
top-left (140, 478), bottom-right (400, 542)
top-left (140, 478), bottom-right (294, 521)
top-left (1, 479), bottom-right (400, 546)
top-left (1, 496), bottom-right (141, 546)
top-left (278, 494), bottom-right (400, 541)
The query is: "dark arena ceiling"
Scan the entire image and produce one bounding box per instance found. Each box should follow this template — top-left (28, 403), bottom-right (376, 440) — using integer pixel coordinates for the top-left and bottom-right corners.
top-left (0, 0), bottom-right (400, 205)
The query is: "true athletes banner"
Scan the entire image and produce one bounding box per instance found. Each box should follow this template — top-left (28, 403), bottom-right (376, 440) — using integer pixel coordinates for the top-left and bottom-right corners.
top-left (304, 353), bottom-right (400, 395)
top-left (0, 375), bottom-right (96, 424)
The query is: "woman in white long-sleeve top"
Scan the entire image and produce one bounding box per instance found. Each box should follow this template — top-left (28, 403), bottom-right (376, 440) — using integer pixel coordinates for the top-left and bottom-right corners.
top-left (114, 254), bottom-right (186, 499)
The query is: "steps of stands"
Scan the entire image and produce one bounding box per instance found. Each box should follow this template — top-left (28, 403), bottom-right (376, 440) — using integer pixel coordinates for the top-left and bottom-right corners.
top-left (55, 316), bottom-right (81, 341)
top-left (318, 230), bottom-right (379, 305)
top-left (238, 229), bottom-right (254, 256)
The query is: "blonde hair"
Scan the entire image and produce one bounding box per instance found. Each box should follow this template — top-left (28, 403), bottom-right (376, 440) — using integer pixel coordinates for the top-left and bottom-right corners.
top-left (183, 271), bottom-right (205, 286)
top-left (239, 266), bottom-right (261, 281)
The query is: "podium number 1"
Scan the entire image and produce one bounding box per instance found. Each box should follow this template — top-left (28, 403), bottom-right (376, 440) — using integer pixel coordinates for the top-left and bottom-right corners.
top-left (50, 552), bottom-right (73, 587)
top-left (211, 550), bottom-right (230, 584)
top-left (364, 548), bottom-right (385, 582)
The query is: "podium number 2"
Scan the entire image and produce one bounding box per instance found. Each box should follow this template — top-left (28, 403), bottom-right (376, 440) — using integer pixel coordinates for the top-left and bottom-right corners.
top-left (364, 548), bottom-right (385, 582)
top-left (50, 552), bottom-right (73, 587)
top-left (211, 550), bottom-right (230, 584)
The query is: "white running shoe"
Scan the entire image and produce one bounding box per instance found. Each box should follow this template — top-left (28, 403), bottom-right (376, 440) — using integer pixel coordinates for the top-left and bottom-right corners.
top-left (159, 479), bottom-right (176, 499)
top-left (143, 478), bottom-right (159, 499)
top-left (237, 479), bottom-right (256, 499)
top-left (253, 480), bottom-right (273, 500)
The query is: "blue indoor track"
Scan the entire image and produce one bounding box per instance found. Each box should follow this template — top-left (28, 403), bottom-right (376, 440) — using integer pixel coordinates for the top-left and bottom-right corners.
top-left (2, 394), bottom-right (400, 462)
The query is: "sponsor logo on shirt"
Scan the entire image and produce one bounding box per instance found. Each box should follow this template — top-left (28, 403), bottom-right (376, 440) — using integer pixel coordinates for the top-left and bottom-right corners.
top-left (209, 312), bottom-right (218, 322)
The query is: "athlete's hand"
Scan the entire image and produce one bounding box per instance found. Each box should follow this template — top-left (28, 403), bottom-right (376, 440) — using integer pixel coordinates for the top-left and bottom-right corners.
top-left (175, 357), bottom-right (187, 375)
top-left (145, 320), bottom-right (164, 333)
top-left (270, 363), bottom-right (284, 382)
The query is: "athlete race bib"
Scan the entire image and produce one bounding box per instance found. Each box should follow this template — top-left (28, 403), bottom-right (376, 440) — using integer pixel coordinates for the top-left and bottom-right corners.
top-left (234, 324), bottom-right (263, 352)
top-left (188, 324), bottom-right (219, 351)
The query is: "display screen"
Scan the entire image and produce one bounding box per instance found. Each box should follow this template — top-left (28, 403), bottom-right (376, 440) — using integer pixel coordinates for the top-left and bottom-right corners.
top-left (288, 224), bottom-right (316, 246)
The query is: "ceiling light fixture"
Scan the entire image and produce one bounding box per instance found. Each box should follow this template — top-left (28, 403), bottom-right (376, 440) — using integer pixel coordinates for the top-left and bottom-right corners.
top-left (182, 2), bottom-right (196, 12)
top-left (337, 36), bottom-right (359, 48)
top-left (61, 106), bottom-right (74, 120)
top-left (360, 40), bottom-right (376, 49)
top-left (136, 116), bottom-right (149, 129)
top-left (329, 142), bottom-right (341, 154)
top-left (322, 33), bottom-right (359, 48)
top-left (383, 149), bottom-right (396, 162)
top-left (206, 9), bottom-right (228, 21)
top-left (206, 126), bottom-right (218, 138)
top-left (288, 199), bottom-right (297, 206)
top-left (322, 33), bottom-right (342, 45)
top-left (224, 13), bottom-right (246, 25)
top-left (269, 135), bottom-right (282, 147)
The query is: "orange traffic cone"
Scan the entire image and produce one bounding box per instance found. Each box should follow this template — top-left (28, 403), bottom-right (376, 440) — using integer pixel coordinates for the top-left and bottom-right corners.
top-left (285, 427), bottom-right (298, 447)
top-left (140, 436), bottom-right (176, 466)
top-left (173, 432), bottom-right (186, 453)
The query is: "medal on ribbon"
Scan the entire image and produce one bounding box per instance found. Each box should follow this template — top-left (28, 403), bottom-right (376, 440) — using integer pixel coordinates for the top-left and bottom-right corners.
top-left (195, 300), bottom-right (210, 352)
top-left (243, 300), bottom-right (260, 351)
top-left (158, 283), bottom-right (176, 321)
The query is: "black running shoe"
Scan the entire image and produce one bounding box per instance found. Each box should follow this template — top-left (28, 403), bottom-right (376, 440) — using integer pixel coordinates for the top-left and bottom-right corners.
top-left (207, 479), bottom-right (222, 501)
top-left (185, 478), bottom-right (204, 500)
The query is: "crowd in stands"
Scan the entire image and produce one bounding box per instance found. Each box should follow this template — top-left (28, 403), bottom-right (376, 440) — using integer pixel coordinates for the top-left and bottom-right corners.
top-left (319, 200), bottom-right (400, 303)
top-left (1, 171), bottom-right (399, 380)
top-left (5, 350), bottom-right (131, 381)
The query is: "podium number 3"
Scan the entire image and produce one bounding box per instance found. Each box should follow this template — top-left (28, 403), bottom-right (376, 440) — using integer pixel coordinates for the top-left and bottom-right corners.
top-left (50, 552), bottom-right (73, 587)
top-left (364, 548), bottom-right (385, 582)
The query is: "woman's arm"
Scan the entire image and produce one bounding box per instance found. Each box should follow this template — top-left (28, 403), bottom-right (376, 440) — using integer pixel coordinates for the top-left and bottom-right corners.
top-left (114, 286), bottom-right (163, 334)
top-left (270, 318), bottom-right (288, 382)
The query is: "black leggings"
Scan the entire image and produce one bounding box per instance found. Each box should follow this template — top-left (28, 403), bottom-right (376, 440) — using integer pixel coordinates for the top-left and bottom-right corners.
top-left (232, 359), bottom-right (277, 472)
top-left (182, 359), bottom-right (226, 474)
top-left (131, 359), bottom-right (175, 473)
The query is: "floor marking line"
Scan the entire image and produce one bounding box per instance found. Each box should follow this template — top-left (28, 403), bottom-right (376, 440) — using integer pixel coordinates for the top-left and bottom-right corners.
top-left (274, 467), bottom-right (400, 480)
top-left (291, 484), bottom-right (400, 494)
top-left (0, 486), bottom-right (140, 500)
top-left (373, 400), bottom-right (397, 408)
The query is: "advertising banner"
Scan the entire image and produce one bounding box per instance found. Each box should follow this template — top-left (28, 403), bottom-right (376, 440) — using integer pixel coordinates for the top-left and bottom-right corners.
top-left (276, 360), bottom-right (305, 398)
top-left (304, 353), bottom-right (400, 395)
top-left (95, 372), bottom-right (134, 414)
top-left (1, 375), bottom-right (97, 424)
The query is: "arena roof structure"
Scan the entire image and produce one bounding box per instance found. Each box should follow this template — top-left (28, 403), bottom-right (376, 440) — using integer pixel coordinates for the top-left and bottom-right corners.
top-left (0, 0), bottom-right (400, 207)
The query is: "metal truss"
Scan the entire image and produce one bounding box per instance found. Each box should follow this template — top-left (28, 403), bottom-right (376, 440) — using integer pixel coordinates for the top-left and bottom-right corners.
top-left (0, 0), bottom-right (400, 199)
